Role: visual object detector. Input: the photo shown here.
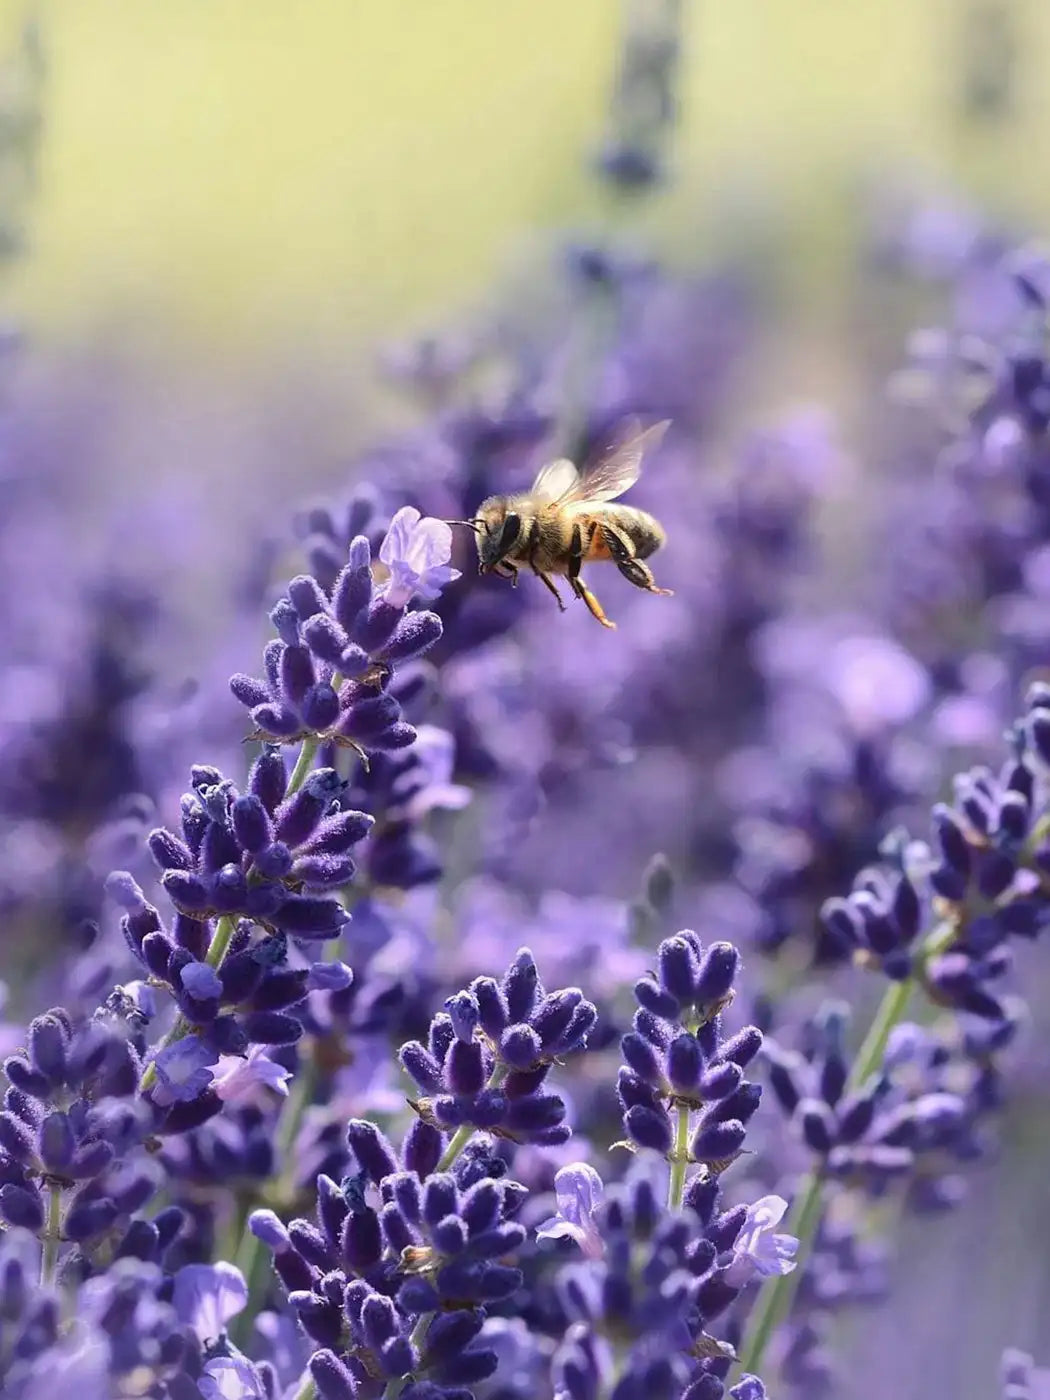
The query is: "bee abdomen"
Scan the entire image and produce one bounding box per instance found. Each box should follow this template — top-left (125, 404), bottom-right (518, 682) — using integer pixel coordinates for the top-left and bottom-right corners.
top-left (606, 506), bottom-right (665, 559)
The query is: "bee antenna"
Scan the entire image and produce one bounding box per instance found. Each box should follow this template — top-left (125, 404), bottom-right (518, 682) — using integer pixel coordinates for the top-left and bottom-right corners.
top-left (446, 518), bottom-right (484, 533)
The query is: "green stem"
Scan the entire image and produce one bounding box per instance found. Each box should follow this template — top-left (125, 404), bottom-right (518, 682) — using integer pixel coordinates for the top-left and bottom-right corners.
top-left (139, 913), bottom-right (237, 1094)
top-left (40, 1182), bottom-right (62, 1286)
top-left (667, 1101), bottom-right (690, 1210)
top-left (734, 1167), bottom-right (825, 1377)
top-left (735, 930), bottom-right (944, 1381)
top-left (287, 736), bottom-right (321, 793)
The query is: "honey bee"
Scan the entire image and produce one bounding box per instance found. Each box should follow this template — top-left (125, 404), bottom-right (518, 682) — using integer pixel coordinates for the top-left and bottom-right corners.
top-left (455, 420), bottom-right (672, 629)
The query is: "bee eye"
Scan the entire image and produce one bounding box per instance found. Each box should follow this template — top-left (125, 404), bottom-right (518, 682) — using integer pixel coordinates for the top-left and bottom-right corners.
top-left (498, 513), bottom-right (521, 550)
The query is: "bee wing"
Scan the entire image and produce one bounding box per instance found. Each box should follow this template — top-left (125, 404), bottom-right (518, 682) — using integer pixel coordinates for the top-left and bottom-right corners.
top-left (530, 456), bottom-right (581, 502)
top-left (563, 419), bottom-right (670, 504)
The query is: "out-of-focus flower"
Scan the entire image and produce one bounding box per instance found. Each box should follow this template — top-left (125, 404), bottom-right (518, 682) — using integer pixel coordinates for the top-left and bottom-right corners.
top-left (536, 1161), bottom-right (605, 1258)
top-left (172, 1261), bottom-right (248, 1343)
top-left (151, 1037), bottom-right (215, 1107)
top-left (199, 1355), bottom-right (268, 1400)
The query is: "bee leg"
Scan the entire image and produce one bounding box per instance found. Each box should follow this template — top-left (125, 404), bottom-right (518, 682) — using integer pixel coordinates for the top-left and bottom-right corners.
top-left (534, 570), bottom-right (567, 611)
top-left (572, 577), bottom-right (616, 629)
top-left (567, 522), bottom-right (614, 627)
top-left (601, 523), bottom-right (674, 596)
top-left (495, 561), bottom-right (520, 587)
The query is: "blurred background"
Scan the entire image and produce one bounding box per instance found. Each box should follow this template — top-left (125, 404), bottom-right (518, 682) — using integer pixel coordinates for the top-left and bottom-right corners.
top-left (2, 3), bottom-right (1049, 1398)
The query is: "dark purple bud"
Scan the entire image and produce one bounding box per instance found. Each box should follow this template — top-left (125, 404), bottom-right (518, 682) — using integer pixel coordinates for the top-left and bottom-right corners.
top-left (354, 598), bottom-right (405, 653)
top-left (444, 992), bottom-right (480, 1044)
top-left (4, 1055), bottom-right (49, 1100)
top-left (504, 1092), bottom-right (565, 1134)
top-left (837, 1092), bottom-right (877, 1144)
top-left (249, 748), bottom-right (288, 813)
top-left (666, 1033), bottom-right (704, 1093)
top-left (531, 989), bottom-right (582, 1049)
top-left (499, 1024), bottom-right (542, 1071)
top-left (765, 1047), bottom-right (803, 1115)
top-left (1027, 710), bottom-right (1050, 766)
top-left (232, 795), bottom-right (273, 853)
top-left (400, 1041), bottom-right (443, 1094)
top-left (287, 574), bottom-right (328, 621)
top-left (338, 694), bottom-right (402, 743)
top-left (690, 1117), bottom-right (745, 1162)
top-left (342, 1208), bottom-right (383, 1272)
top-left (346, 1120), bottom-right (398, 1185)
top-left (624, 1103), bottom-right (673, 1153)
top-left (471, 978), bottom-right (509, 1038)
top-left (287, 1220), bottom-right (334, 1271)
top-left (161, 872), bottom-right (211, 916)
top-left (0, 1113), bottom-right (34, 1161)
top-left (332, 540), bottom-right (374, 634)
top-left (0, 1183), bottom-right (44, 1231)
top-left (301, 683), bottom-right (341, 732)
top-left (230, 673), bottom-right (271, 708)
top-left (719, 1026), bottom-right (763, 1068)
top-left (65, 1194), bottom-right (119, 1242)
top-left (254, 842), bottom-right (293, 880)
top-left (28, 1014), bottom-right (68, 1086)
top-left (694, 942), bottom-right (739, 1009)
top-left (378, 611), bottom-right (443, 663)
top-left (302, 809), bottom-right (374, 854)
top-left (219, 949), bottom-right (265, 1004)
top-left (698, 1061), bottom-right (743, 1101)
top-left (309, 1349), bottom-right (357, 1400)
top-left (403, 1120), bottom-right (442, 1179)
top-left (933, 805), bottom-right (972, 876)
top-left (38, 1112), bottom-right (75, 1172)
top-left (446, 1040), bottom-right (485, 1096)
top-left (550, 1001), bottom-right (597, 1055)
top-left (242, 1011), bottom-right (303, 1045)
top-left (421, 1174), bottom-right (457, 1228)
top-left (633, 975), bottom-right (680, 1019)
top-left (291, 853), bottom-right (355, 889)
top-left (147, 828), bottom-right (195, 874)
top-left (501, 948), bottom-right (541, 1023)
top-left (658, 935), bottom-right (699, 1000)
top-left (819, 1051), bottom-right (848, 1108)
top-left (301, 613), bottom-right (350, 666)
top-left (251, 702), bottom-right (303, 738)
top-left (621, 1031), bottom-right (663, 1085)
top-left (69, 1140), bottom-right (116, 1179)
top-left (273, 894), bottom-right (350, 938)
top-left (431, 1215), bottom-right (468, 1255)
top-left (140, 929), bottom-right (178, 978)
top-left (274, 769), bottom-right (343, 847)
top-left (800, 1099), bottom-right (836, 1154)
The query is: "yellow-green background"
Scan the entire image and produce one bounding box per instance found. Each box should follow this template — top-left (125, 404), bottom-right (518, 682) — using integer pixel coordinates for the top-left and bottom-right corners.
top-left (5, 0), bottom-right (1048, 361)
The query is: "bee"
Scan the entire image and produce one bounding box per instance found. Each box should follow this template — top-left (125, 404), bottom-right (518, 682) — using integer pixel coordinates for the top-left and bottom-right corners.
top-left (454, 420), bottom-right (672, 629)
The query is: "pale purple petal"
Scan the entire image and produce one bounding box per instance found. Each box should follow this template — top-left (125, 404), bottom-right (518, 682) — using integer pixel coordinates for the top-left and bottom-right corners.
top-left (180, 960), bottom-right (223, 1001)
top-left (151, 1037), bottom-right (215, 1106)
top-left (725, 1194), bottom-right (798, 1287)
top-left (173, 1262), bottom-right (248, 1343)
top-left (379, 506), bottom-right (422, 570)
top-left (199, 1356), bottom-right (266, 1400)
top-left (208, 1045), bottom-right (291, 1105)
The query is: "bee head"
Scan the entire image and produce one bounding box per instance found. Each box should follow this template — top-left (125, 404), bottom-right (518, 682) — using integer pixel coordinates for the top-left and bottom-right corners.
top-left (474, 498), bottom-right (522, 572)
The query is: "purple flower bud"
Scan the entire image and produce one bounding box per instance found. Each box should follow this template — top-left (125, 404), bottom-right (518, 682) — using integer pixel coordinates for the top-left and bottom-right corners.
top-left (499, 1024), bottom-right (542, 1071)
top-left (531, 989), bottom-right (583, 1049)
top-left (230, 673), bottom-right (270, 708)
top-left (659, 935), bottom-right (699, 1001)
top-left (471, 978), bottom-right (509, 1038)
top-left (691, 1117), bottom-right (746, 1162)
top-left (446, 1040), bottom-right (486, 1096)
top-left (633, 975), bottom-right (680, 1020)
top-left (621, 1031), bottom-right (663, 1085)
top-left (378, 611), bottom-right (443, 663)
top-left (64, 1194), bottom-right (119, 1242)
top-left (347, 1120), bottom-right (398, 1185)
top-left (306, 960), bottom-right (353, 992)
top-left (249, 1209), bottom-right (290, 1251)
top-left (444, 991), bottom-right (480, 1044)
top-left (38, 1112), bottom-right (75, 1171)
top-left (332, 541), bottom-right (374, 634)
top-left (249, 748), bottom-right (287, 813)
top-left (0, 1113), bottom-right (34, 1161)
top-left (719, 1026), bottom-right (763, 1068)
top-left (301, 683), bottom-right (341, 731)
top-left (27, 1014), bottom-right (68, 1086)
top-left (273, 894), bottom-right (350, 938)
top-left (287, 574), bottom-right (329, 621)
top-left (624, 1103), bottom-right (673, 1153)
top-left (241, 1011), bottom-right (302, 1045)
top-left (0, 1183), bottom-right (44, 1231)
top-left (699, 1060), bottom-right (743, 1101)
top-left (162, 872), bottom-right (211, 915)
top-left (800, 1098), bottom-right (836, 1154)
top-left (502, 948), bottom-right (541, 1023)
top-left (310, 1348), bottom-right (358, 1400)
top-left (403, 1119), bottom-right (442, 1179)
top-left (231, 795), bottom-right (273, 853)
top-left (181, 961), bottom-right (224, 1002)
top-left (354, 598), bottom-right (405, 653)
top-left (301, 613), bottom-right (350, 666)
top-left (303, 808), bottom-right (374, 855)
top-left (694, 942), bottom-right (739, 1009)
